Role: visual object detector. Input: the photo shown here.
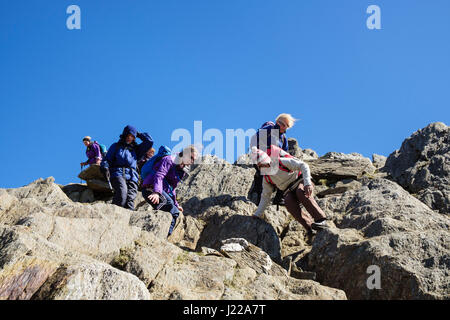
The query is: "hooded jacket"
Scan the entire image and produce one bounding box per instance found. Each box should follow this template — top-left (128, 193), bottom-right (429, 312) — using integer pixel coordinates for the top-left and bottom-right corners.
top-left (101, 125), bottom-right (154, 183)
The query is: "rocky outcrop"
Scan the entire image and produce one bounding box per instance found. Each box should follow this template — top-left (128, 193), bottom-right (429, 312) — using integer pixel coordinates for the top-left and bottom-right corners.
top-left (307, 178), bottom-right (450, 299)
top-left (77, 165), bottom-right (112, 194)
top-left (306, 152), bottom-right (376, 183)
top-left (0, 176), bottom-right (346, 300)
top-left (384, 122), bottom-right (449, 214)
top-left (1, 122), bottom-right (448, 300)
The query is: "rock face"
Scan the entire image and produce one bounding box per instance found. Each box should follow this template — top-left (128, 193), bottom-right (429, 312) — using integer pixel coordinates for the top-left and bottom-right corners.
top-left (384, 122), bottom-right (449, 214)
top-left (0, 177), bottom-right (346, 300)
top-left (1, 122), bottom-right (449, 300)
top-left (307, 178), bottom-right (450, 299)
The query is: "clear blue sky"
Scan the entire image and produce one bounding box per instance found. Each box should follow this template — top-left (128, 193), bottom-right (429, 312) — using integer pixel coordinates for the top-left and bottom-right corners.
top-left (1, 0), bottom-right (449, 188)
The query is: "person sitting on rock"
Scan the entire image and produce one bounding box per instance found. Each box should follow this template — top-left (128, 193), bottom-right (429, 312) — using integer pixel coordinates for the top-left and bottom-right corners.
top-left (251, 145), bottom-right (328, 239)
top-left (80, 136), bottom-right (102, 167)
top-left (101, 125), bottom-right (154, 210)
top-left (250, 113), bottom-right (296, 206)
top-left (141, 145), bottom-right (198, 237)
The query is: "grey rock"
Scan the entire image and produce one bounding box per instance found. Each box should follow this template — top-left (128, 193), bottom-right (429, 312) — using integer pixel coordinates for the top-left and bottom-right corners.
top-left (306, 154), bottom-right (376, 183)
top-left (317, 179), bottom-right (363, 198)
top-left (372, 154), bottom-right (387, 169)
top-left (307, 178), bottom-right (450, 299)
top-left (384, 122), bottom-right (449, 214)
top-left (129, 210), bottom-right (173, 240)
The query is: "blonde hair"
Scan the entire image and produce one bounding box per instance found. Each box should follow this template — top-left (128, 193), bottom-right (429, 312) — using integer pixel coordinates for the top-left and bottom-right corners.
top-left (181, 145), bottom-right (199, 157)
top-left (276, 113), bottom-right (297, 128)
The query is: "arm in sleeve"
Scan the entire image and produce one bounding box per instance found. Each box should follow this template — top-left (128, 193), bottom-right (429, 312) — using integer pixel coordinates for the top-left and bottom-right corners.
top-left (143, 157), bottom-right (170, 195)
top-left (136, 132), bottom-right (154, 160)
top-left (280, 157), bottom-right (313, 186)
top-left (254, 178), bottom-right (275, 217)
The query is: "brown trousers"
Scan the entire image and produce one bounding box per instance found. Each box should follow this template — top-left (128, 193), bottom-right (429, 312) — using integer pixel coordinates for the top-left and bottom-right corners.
top-left (284, 182), bottom-right (326, 231)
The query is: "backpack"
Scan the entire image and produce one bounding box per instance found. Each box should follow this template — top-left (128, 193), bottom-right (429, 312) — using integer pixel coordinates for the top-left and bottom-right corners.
top-left (98, 143), bottom-right (108, 158)
top-left (252, 121), bottom-right (286, 151)
top-left (141, 145), bottom-right (172, 181)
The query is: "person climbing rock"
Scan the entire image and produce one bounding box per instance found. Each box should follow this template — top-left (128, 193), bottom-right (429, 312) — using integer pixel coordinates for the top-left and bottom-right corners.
top-left (80, 136), bottom-right (103, 166)
top-left (251, 145), bottom-right (328, 241)
top-left (141, 145), bottom-right (198, 237)
top-left (100, 125), bottom-right (154, 210)
top-left (250, 113), bottom-right (296, 206)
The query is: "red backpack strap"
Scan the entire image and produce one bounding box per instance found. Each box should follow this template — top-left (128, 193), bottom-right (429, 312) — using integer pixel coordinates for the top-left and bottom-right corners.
top-left (264, 175), bottom-right (276, 186)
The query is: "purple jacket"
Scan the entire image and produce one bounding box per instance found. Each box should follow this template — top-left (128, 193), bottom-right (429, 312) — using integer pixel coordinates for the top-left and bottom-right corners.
top-left (142, 155), bottom-right (185, 207)
top-left (86, 141), bottom-right (102, 164)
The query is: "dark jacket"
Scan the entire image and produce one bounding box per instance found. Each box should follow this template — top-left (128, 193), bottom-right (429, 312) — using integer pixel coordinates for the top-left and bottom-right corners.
top-left (252, 122), bottom-right (288, 152)
top-left (101, 125), bottom-right (154, 183)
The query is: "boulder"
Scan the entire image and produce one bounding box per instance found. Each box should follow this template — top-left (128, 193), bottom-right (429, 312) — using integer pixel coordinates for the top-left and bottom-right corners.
top-left (112, 232), bottom-right (183, 288)
top-left (129, 210), bottom-right (173, 240)
top-left (148, 252), bottom-right (237, 300)
top-left (372, 154), bottom-right (387, 169)
top-left (222, 273), bottom-right (347, 300)
top-left (196, 211), bottom-right (282, 262)
top-left (306, 153), bottom-right (376, 183)
top-left (384, 122), bottom-right (449, 214)
top-left (32, 262), bottom-right (151, 300)
top-left (219, 238), bottom-right (287, 276)
top-left (78, 165), bottom-right (104, 181)
top-left (2, 178), bottom-right (143, 262)
top-left (307, 178), bottom-right (450, 299)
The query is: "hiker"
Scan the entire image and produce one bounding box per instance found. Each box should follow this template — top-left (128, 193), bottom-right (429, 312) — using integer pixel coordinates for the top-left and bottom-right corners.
top-left (250, 114), bottom-right (296, 206)
top-left (138, 147), bottom-right (155, 173)
top-left (141, 145), bottom-right (198, 237)
top-left (251, 145), bottom-right (328, 240)
top-left (100, 125), bottom-right (154, 210)
top-left (80, 136), bottom-right (102, 166)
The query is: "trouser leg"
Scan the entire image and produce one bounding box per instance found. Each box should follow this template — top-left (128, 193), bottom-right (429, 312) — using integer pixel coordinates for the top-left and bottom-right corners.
top-left (111, 176), bottom-right (127, 208)
top-left (125, 180), bottom-right (138, 211)
top-left (143, 188), bottom-right (180, 237)
top-left (295, 182), bottom-right (326, 222)
top-left (252, 165), bottom-right (263, 205)
top-left (284, 191), bottom-right (314, 230)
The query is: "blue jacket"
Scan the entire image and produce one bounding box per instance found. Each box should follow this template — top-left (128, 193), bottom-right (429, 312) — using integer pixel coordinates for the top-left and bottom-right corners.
top-left (254, 122), bottom-right (288, 152)
top-left (101, 125), bottom-right (154, 183)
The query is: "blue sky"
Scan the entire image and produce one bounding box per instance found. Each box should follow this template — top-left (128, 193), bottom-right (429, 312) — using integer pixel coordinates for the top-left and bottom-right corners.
top-left (1, 0), bottom-right (449, 188)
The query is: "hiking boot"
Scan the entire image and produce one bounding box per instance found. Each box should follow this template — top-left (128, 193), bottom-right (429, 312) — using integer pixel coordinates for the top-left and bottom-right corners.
top-left (311, 219), bottom-right (329, 231)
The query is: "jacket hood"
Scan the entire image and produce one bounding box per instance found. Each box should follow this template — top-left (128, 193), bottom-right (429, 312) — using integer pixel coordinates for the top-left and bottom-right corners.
top-left (120, 125), bottom-right (138, 141)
